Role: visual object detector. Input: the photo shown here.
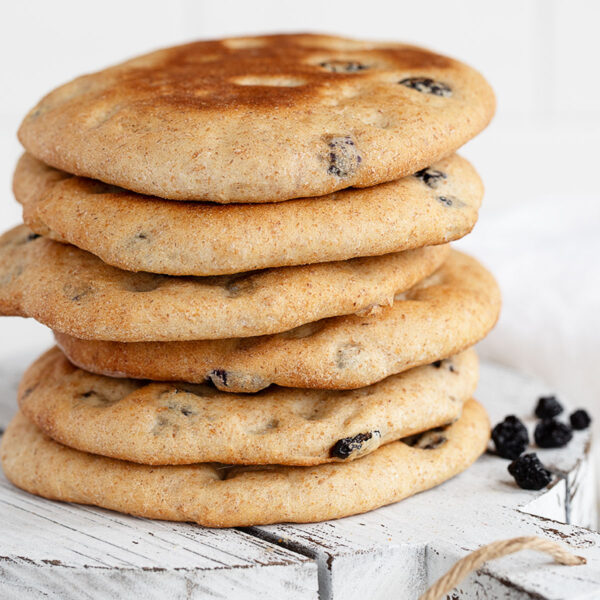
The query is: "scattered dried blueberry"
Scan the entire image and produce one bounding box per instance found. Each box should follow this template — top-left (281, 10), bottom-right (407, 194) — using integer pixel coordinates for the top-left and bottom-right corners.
top-left (209, 369), bottom-right (228, 388)
top-left (319, 60), bottom-right (368, 73)
top-left (26, 232), bottom-right (41, 242)
top-left (437, 196), bottom-right (455, 207)
top-left (491, 415), bottom-right (529, 459)
top-left (325, 135), bottom-right (362, 178)
top-left (399, 77), bottom-right (452, 97)
top-left (330, 431), bottom-right (379, 459)
top-left (535, 395), bottom-right (563, 419)
top-left (508, 453), bottom-right (552, 490)
top-left (534, 418), bottom-right (572, 448)
top-left (430, 359), bottom-right (456, 372)
top-left (570, 409), bottom-right (591, 430)
top-left (414, 168), bottom-right (447, 189)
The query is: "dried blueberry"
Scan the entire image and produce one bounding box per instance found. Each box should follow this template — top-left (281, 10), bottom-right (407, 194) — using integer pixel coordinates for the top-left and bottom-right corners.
top-left (330, 431), bottom-right (379, 459)
top-left (399, 77), bottom-right (452, 97)
top-left (437, 196), bottom-right (455, 207)
top-left (26, 232), bottom-right (41, 242)
top-left (534, 418), bottom-right (572, 448)
top-left (508, 453), bottom-right (552, 490)
top-left (492, 415), bottom-right (529, 459)
top-left (570, 409), bottom-right (591, 430)
top-left (319, 60), bottom-right (368, 73)
top-left (209, 369), bottom-right (228, 387)
top-left (431, 359), bottom-right (455, 372)
top-left (414, 168), bottom-right (447, 189)
top-left (535, 395), bottom-right (563, 419)
top-left (325, 135), bottom-right (362, 178)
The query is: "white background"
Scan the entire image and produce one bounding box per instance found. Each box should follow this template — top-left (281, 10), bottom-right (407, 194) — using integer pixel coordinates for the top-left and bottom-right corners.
top-left (0, 1), bottom-right (599, 506)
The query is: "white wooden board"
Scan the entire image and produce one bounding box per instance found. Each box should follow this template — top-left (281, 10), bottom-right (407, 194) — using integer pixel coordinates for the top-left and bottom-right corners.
top-left (0, 346), bottom-right (598, 600)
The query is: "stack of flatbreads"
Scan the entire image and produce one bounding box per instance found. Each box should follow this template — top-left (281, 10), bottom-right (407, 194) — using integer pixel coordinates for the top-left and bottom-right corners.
top-left (0, 34), bottom-right (499, 527)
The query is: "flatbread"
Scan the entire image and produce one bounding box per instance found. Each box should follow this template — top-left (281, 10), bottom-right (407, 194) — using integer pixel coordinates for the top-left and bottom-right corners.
top-left (55, 250), bottom-right (501, 391)
top-left (1, 400), bottom-right (489, 526)
top-left (0, 225), bottom-right (448, 341)
top-left (15, 152), bottom-right (481, 275)
top-left (18, 34), bottom-right (495, 202)
top-left (19, 346), bottom-right (477, 465)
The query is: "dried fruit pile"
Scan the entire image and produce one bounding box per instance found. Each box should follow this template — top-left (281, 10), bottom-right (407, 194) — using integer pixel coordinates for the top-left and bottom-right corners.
top-left (493, 396), bottom-right (591, 490)
top-left (0, 34), bottom-right (505, 527)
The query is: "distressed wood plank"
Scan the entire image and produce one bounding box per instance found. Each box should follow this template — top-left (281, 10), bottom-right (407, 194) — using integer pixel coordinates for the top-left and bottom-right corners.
top-left (0, 476), bottom-right (318, 599)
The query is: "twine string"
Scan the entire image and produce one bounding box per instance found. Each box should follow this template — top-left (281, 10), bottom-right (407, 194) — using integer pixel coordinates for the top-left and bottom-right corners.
top-left (420, 536), bottom-right (586, 600)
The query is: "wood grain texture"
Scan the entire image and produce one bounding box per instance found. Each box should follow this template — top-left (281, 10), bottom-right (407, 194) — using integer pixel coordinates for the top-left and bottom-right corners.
top-left (0, 348), bottom-right (598, 599)
top-left (0, 476), bottom-right (318, 599)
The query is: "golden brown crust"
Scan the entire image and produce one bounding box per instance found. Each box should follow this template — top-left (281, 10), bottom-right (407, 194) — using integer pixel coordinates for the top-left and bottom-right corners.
top-left (56, 250), bottom-right (501, 391)
top-left (18, 34), bottom-right (495, 202)
top-left (1, 400), bottom-right (489, 526)
top-left (14, 153), bottom-right (482, 276)
top-left (0, 225), bottom-right (448, 341)
top-left (18, 346), bottom-right (477, 466)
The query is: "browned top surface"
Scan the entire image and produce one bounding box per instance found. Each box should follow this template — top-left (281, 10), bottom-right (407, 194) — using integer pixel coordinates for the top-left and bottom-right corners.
top-left (18, 34), bottom-right (495, 202)
top-left (89, 35), bottom-right (453, 109)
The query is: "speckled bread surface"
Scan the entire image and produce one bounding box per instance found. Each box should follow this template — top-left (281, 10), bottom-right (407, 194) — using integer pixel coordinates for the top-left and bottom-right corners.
top-left (14, 152), bottom-right (482, 275)
top-left (18, 33), bottom-right (494, 203)
top-left (0, 225), bottom-right (448, 341)
top-left (18, 346), bottom-right (477, 466)
top-left (56, 250), bottom-right (501, 392)
top-left (1, 400), bottom-right (490, 527)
